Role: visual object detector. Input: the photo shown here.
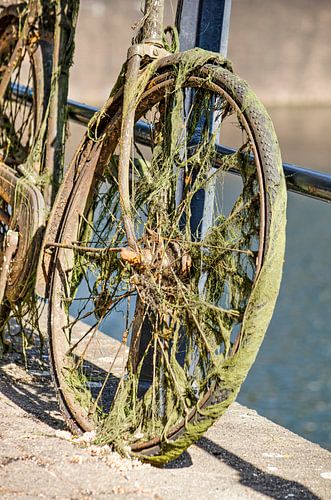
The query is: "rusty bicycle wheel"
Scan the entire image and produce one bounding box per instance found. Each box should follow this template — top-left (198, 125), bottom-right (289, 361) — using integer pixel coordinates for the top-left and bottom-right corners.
top-left (0, 3), bottom-right (52, 169)
top-left (0, 3), bottom-right (51, 322)
top-left (47, 52), bottom-right (286, 464)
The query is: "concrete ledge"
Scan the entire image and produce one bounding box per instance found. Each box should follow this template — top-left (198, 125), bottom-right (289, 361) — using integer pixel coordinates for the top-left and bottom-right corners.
top-left (0, 360), bottom-right (330, 499)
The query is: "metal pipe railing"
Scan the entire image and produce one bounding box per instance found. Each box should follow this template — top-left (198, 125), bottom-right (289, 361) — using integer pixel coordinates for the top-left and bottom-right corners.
top-left (11, 83), bottom-right (331, 203)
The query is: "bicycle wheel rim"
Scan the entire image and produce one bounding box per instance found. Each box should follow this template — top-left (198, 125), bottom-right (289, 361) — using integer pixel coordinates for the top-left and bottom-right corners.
top-left (0, 5), bottom-right (52, 308)
top-left (48, 57), bottom-right (286, 463)
top-left (0, 4), bottom-right (50, 169)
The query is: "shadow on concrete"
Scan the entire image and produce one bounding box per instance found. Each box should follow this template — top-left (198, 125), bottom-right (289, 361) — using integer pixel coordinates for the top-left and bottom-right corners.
top-left (164, 450), bottom-right (193, 469)
top-left (0, 353), bottom-right (322, 498)
top-left (0, 345), bottom-right (120, 432)
top-left (192, 436), bottom-right (319, 499)
top-left (168, 436), bottom-right (319, 498)
top-left (0, 361), bottom-right (65, 431)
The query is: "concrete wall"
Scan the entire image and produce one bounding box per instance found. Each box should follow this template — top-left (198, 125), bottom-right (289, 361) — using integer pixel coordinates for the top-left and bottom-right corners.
top-left (228, 0), bottom-right (331, 105)
top-left (69, 0), bottom-right (331, 106)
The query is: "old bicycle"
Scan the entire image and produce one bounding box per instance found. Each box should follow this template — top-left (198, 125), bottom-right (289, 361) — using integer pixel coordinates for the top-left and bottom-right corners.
top-left (0, 0), bottom-right (286, 463)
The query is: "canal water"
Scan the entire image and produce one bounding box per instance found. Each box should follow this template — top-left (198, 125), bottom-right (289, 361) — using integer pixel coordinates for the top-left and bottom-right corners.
top-left (239, 190), bottom-right (331, 451)
top-left (238, 105), bottom-right (331, 451)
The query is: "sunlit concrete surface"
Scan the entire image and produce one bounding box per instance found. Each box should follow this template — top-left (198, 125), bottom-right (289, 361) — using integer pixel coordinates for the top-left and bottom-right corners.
top-left (0, 357), bottom-right (330, 499)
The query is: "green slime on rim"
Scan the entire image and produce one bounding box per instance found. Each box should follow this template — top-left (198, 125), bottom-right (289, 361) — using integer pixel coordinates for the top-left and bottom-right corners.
top-left (88, 48), bottom-right (287, 464)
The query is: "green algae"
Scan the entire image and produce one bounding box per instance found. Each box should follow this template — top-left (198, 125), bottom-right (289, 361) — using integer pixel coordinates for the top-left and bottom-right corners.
top-left (87, 48), bottom-right (287, 463)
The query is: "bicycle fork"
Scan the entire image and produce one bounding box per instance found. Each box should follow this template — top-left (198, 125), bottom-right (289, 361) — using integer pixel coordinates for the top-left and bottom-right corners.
top-left (117, 0), bottom-right (168, 251)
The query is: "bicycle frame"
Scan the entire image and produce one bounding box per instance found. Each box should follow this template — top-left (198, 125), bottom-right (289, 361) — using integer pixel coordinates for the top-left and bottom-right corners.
top-left (0, 0), bottom-right (289, 463)
top-left (141, 0), bottom-right (164, 45)
top-left (0, 0), bottom-right (79, 209)
top-left (117, 0), bottom-right (169, 250)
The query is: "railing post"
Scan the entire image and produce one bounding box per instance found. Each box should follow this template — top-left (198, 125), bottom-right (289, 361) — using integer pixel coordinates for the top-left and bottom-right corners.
top-left (176, 0), bottom-right (232, 54)
top-left (176, 0), bottom-right (232, 236)
top-left (175, 0), bottom-right (201, 50)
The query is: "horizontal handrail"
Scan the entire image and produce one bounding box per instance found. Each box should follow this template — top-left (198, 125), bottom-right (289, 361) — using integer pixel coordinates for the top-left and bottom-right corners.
top-left (11, 83), bottom-right (331, 203)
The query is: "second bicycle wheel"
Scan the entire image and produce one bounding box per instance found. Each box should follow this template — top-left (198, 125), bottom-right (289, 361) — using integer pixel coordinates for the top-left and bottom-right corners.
top-left (0, 4), bottom-right (52, 314)
top-left (0, 3), bottom-right (52, 169)
top-left (47, 50), bottom-right (286, 464)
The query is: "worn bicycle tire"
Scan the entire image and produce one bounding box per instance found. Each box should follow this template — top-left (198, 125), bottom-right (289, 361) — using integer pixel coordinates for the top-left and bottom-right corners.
top-left (47, 52), bottom-right (286, 464)
top-left (0, 4), bottom-right (51, 306)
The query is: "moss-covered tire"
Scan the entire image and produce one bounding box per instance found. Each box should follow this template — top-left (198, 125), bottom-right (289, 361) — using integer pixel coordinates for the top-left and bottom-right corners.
top-left (47, 49), bottom-right (286, 465)
top-left (0, 4), bottom-right (51, 313)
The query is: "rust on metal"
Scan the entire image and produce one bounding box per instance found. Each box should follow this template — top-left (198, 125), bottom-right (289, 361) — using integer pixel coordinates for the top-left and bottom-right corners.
top-left (0, 229), bottom-right (18, 305)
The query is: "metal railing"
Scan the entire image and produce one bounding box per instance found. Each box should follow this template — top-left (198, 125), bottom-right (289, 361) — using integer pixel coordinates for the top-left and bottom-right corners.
top-left (12, 83), bottom-right (331, 204)
top-left (69, 99), bottom-right (331, 203)
top-left (9, 0), bottom-right (331, 205)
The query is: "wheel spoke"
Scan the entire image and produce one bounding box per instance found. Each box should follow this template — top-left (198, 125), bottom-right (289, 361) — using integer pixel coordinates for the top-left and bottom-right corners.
top-left (0, 23), bottom-right (36, 165)
top-left (48, 60), bottom-right (285, 464)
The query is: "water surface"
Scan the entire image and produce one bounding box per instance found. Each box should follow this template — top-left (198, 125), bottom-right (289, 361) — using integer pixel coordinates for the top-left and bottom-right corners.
top-left (238, 106), bottom-right (331, 450)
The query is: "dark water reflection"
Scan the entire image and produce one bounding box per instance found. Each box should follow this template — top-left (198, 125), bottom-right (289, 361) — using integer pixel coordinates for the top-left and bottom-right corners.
top-left (66, 105), bottom-right (331, 451)
top-left (238, 192), bottom-right (331, 450)
top-left (238, 105), bottom-right (331, 451)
